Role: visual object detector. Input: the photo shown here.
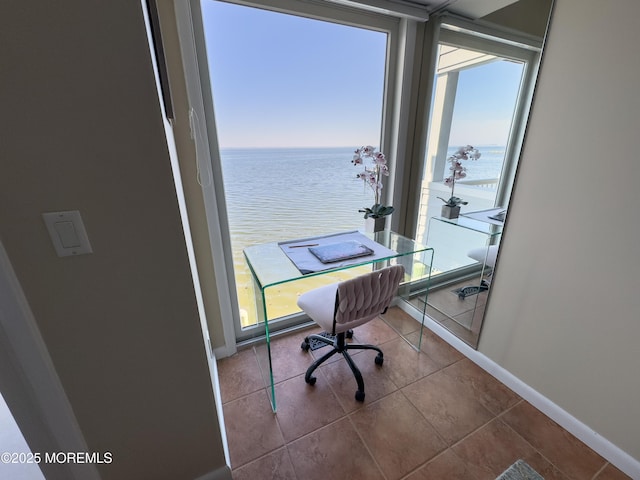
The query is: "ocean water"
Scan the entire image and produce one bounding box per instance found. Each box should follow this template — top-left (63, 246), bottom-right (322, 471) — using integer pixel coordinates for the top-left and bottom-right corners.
top-left (219, 146), bottom-right (505, 324)
top-left (221, 146), bottom-right (505, 247)
top-left (222, 147), bottom-right (381, 267)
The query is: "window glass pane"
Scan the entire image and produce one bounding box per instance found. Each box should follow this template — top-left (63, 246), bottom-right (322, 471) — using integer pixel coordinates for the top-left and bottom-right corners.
top-left (201, 1), bottom-right (387, 329)
top-left (417, 43), bottom-right (524, 274)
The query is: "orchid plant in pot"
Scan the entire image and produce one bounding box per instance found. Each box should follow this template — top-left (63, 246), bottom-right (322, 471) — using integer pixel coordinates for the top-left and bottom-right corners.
top-left (352, 145), bottom-right (394, 232)
top-left (437, 145), bottom-right (481, 219)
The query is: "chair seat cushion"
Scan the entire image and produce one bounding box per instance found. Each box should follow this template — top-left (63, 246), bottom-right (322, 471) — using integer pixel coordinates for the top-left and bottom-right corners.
top-left (297, 282), bottom-right (338, 332)
top-left (467, 245), bottom-right (499, 268)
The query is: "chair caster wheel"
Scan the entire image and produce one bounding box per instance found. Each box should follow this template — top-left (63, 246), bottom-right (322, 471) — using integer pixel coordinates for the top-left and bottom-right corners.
top-left (346, 329), bottom-right (354, 339)
top-left (305, 376), bottom-right (316, 386)
top-left (355, 390), bottom-right (365, 402)
top-left (301, 338), bottom-right (310, 352)
top-left (374, 353), bottom-right (384, 366)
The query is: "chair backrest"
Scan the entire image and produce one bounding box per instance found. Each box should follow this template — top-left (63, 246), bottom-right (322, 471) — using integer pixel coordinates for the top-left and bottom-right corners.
top-left (335, 265), bottom-right (405, 326)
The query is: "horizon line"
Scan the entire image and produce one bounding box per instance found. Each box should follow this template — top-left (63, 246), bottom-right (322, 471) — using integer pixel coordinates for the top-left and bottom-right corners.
top-left (218, 143), bottom-right (506, 149)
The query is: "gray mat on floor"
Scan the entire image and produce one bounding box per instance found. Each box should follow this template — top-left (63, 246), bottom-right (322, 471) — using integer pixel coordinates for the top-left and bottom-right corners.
top-left (496, 460), bottom-right (544, 480)
top-left (308, 332), bottom-right (336, 350)
top-left (452, 286), bottom-right (482, 298)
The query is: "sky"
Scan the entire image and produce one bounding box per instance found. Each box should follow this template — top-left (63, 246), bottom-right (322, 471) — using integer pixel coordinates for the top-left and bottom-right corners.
top-left (201, 0), bottom-right (523, 149)
top-left (448, 60), bottom-right (523, 146)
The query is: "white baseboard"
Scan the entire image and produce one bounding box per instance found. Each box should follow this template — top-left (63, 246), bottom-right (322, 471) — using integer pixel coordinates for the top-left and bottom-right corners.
top-left (213, 344), bottom-right (236, 359)
top-left (194, 465), bottom-right (232, 480)
top-left (398, 302), bottom-right (640, 479)
top-left (206, 349), bottom-right (231, 468)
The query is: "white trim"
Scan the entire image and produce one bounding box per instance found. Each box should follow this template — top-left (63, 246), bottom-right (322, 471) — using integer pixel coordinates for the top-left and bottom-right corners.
top-left (439, 13), bottom-right (544, 51)
top-left (398, 301), bottom-right (640, 479)
top-left (174, 0), bottom-right (238, 356)
top-left (206, 351), bottom-right (230, 467)
top-left (0, 242), bottom-right (101, 480)
top-left (321, 0), bottom-right (429, 21)
top-left (194, 465), bottom-right (233, 480)
top-left (144, 5), bottom-right (233, 474)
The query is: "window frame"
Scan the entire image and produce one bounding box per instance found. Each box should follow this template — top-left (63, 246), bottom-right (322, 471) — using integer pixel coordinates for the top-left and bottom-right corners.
top-left (403, 15), bottom-right (543, 240)
top-left (176, 0), bottom-right (417, 346)
top-left (173, 2), bottom-right (544, 351)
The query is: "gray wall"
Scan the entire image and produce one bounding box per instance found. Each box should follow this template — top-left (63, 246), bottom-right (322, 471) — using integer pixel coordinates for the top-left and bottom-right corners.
top-left (480, 0), bottom-right (640, 461)
top-left (0, 1), bottom-right (227, 479)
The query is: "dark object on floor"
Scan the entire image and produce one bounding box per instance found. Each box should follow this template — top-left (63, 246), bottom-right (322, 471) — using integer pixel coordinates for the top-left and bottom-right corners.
top-left (306, 331), bottom-right (336, 350)
top-left (454, 280), bottom-right (489, 299)
top-left (457, 244), bottom-right (499, 298)
top-left (496, 460), bottom-right (544, 480)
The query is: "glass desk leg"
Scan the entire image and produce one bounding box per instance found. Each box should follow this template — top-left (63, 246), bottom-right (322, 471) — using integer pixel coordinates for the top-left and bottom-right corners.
top-left (249, 276), bottom-right (277, 412)
top-left (379, 249), bottom-right (433, 352)
top-left (261, 290), bottom-right (276, 412)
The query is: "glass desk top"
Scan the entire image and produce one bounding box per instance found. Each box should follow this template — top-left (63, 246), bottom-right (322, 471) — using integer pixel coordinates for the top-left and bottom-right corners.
top-left (432, 214), bottom-right (503, 237)
top-left (243, 230), bottom-right (433, 412)
top-left (244, 230), bottom-right (433, 289)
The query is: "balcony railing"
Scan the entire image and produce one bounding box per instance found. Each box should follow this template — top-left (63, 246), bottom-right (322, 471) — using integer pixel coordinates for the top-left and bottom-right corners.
top-left (457, 177), bottom-right (499, 189)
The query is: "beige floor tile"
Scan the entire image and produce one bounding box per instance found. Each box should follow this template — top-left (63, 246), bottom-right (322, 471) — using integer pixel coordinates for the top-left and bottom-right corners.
top-left (424, 304), bottom-right (478, 346)
top-left (351, 316), bottom-right (400, 345)
top-left (405, 449), bottom-right (480, 480)
top-left (223, 390), bottom-right (284, 468)
top-left (273, 373), bottom-right (345, 443)
top-left (231, 448), bottom-right (297, 480)
top-left (451, 418), bottom-right (540, 479)
top-left (427, 284), bottom-right (480, 318)
top-left (523, 452), bottom-right (572, 480)
top-left (502, 401), bottom-right (608, 479)
top-left (380, 306), bottom-right (422, 336)
top-left (376, 336), bottom-right (442, 389)
top-left (217, 348), bottom-right (265, 404)
top-left (287, 418), bottom-right (385, 480)
top-left (255, 330), bottom-right (317, 385)
top-left (594, 463), bottom-right (634, 480)
top-left (402, 369), bottom-right (494, 445)
top-left (350, 391), bottom-right (447, 480)
top-left (440, 358), bottom-right (521, 416)
top-left (321, 350), bottom-right (398, 413)
top-left (404, 329), bottom-right (466, 367)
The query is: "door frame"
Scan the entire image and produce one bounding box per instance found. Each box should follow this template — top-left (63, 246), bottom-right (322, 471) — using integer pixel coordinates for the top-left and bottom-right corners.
top-left (0, 242), bottom-right (100, 480)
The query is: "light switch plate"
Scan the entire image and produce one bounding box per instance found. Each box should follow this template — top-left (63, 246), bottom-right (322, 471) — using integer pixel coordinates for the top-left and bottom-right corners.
top-left (42, 211), bottom-right (93, 257)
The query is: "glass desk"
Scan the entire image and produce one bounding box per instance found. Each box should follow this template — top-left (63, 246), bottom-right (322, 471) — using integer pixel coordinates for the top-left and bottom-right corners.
top-left (244, 230), bottom-right (433, 411)
top-left (425, 212), bottom-right (503, 348)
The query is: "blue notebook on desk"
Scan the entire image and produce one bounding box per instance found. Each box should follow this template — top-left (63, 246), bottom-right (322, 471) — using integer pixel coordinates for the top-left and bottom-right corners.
top-left (309, 241), bottom-right (374, 264)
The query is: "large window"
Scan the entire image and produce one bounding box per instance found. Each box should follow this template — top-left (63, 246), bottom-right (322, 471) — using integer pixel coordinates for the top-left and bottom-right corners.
top-left (176, 1), bottom-right (545, 350)
top-left (198, 0), bottom-right (399, 341)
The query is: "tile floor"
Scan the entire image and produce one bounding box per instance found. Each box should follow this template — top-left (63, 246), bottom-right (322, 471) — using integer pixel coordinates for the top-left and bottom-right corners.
top-left (217, 307), bottom-right (631, 480)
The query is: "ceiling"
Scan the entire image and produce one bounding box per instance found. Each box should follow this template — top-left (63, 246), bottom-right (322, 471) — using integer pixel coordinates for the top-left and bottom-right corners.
top-left (404, 0), bottom-right (519, 18)
top-left (335, 0), bottom-right (522, 22)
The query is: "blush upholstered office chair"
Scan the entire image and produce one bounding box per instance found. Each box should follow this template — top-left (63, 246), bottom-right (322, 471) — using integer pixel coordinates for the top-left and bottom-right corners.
top-left (298, 265), bottom-right (405, 402)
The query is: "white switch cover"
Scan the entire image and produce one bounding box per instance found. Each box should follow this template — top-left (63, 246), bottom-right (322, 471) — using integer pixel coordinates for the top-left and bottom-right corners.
top-left (42, 211), bottom-right (93, 257)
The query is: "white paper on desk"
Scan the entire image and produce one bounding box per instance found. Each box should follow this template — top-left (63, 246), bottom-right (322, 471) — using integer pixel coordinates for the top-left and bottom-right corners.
top-left (279, 231), bottom-right (397, 274)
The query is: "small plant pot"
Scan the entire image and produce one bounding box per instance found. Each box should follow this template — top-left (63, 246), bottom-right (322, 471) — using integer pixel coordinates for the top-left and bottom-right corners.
top-left (441, 205), bottom-right (461, 219)
top-left (365, 216), bottom-right (387, 233)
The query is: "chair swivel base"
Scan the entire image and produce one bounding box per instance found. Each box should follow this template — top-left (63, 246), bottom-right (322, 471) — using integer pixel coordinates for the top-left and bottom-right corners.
top-left (301, 331), bottom-right (383, 402)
